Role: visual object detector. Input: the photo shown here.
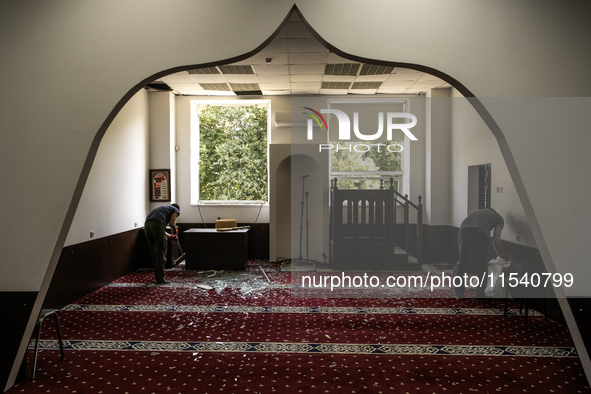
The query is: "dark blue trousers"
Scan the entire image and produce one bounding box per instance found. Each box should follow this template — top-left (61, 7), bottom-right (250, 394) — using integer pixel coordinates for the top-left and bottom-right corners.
top-left (454, 228), bottom-right (489, 298)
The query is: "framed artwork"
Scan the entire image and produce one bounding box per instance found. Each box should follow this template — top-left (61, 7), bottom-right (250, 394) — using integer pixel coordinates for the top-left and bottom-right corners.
top-left (150, 169), bottom-right (171, 202)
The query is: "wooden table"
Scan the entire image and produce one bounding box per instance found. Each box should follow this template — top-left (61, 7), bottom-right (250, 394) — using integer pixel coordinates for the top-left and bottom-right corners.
top-left (183, 228), bottom-right (249, 270)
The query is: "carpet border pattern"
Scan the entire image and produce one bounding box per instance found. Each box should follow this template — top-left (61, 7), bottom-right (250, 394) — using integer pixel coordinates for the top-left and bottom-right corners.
top-left (63, 304), bottom-right (542, 316)
top-left (32, 339), bottom-right (577, 358)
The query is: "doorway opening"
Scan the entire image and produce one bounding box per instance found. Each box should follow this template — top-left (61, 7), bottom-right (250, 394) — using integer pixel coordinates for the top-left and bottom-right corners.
top-left (468, 164), bottom-right (491, 212)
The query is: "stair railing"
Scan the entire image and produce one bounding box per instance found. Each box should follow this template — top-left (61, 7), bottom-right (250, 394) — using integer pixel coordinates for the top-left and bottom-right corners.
top-left (380, 178), bottom-right (423, 262)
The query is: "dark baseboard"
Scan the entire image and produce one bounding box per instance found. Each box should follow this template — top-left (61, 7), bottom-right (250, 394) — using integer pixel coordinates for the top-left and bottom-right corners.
top-left (413, 224), bottom-right (565, 323)
top-left (43, 228), bottom-right (146, 309)
top-left (1, 291), bottom-right (38, 390)
top-left (568, 298), bottom-right (591, 350)
top-left (44, 223), bottom-right (269, 309)
top-left (422, 225), bottom-right (458, 264)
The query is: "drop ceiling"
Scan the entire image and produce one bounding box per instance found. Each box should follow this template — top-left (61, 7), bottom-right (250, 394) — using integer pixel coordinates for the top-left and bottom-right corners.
top-left (152, 13), bottom-right (451, 96)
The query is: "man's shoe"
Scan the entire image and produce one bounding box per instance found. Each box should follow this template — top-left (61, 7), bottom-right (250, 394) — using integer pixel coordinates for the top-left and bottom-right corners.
top-left (154, 280), bottom-right (169, 285)
top-left (475, 297), bottom-right (490, 303)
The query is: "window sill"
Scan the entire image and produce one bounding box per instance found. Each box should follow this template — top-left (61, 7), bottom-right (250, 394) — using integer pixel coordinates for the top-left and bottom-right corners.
top-left (192, 202), bottom-right (268, 208)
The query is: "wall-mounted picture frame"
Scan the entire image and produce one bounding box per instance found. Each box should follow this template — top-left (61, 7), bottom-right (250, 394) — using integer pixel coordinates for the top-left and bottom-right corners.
top-left (150, 169), bottom-right (171, 202)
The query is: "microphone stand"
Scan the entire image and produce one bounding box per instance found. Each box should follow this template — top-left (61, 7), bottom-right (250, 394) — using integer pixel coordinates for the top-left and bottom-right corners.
top-left (305, 190), bottom-right (309, 262)
top-left (298, 175), bottom-right (308, 262)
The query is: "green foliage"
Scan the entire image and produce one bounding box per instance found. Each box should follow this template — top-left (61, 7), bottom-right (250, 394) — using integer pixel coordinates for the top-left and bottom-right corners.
top-left (199, 105), bottom-right (268, 201)
top-left (330, 142), bottom-right (402, 190)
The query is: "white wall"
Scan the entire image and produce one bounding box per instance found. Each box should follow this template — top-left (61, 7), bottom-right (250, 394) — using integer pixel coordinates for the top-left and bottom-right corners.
top-left (149, 91), bottom-right (176, 209)
top-left (450, 89), bottom-right (535, 247)
top-left (65, 89), bottom-right (150, 246)
top-left (425, 89), bottom-right (451, 225)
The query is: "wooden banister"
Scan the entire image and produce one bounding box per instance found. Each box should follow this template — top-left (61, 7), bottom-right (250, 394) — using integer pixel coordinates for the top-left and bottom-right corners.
top-left (330, 177), bottom-right (424, 263)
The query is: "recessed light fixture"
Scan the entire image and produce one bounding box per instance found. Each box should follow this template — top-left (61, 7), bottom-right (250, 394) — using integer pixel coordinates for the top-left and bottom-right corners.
top-left (265, 58), bottom-right (272, 64)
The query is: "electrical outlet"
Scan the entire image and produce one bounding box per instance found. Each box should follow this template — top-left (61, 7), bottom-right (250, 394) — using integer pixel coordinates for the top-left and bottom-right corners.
top-left (134, 222), bottom-right (138, 228)
top-left (90, 231), bottom-right (95, 238)
top-left (515, 234), bottom-right (520, 242)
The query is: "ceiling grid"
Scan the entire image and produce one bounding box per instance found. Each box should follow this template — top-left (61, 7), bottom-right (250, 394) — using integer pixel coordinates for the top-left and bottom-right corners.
top-left (154, 13), bottom-right (450, 96)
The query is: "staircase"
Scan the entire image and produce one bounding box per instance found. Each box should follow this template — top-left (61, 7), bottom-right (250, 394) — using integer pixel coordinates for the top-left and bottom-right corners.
top-left (329, 178), bottom-right (424, 271)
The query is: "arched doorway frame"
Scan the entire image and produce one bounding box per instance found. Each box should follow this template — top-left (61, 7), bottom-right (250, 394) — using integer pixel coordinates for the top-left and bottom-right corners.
top-left (33, 4), bottom-right (590, 387)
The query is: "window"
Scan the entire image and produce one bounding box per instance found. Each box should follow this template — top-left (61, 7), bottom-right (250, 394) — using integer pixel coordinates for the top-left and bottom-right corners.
top-left (328, 99), bottom-right (410, 192)
top-left (191, 100), bottom-right (269, 204)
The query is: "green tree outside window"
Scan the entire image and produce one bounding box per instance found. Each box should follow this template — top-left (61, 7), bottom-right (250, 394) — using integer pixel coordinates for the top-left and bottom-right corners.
top-left (198, 105), bottom-right (268, 201)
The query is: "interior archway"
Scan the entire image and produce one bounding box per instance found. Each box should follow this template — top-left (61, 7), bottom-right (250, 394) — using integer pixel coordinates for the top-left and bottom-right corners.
top-left (36, 4), bottom-right (590, 387)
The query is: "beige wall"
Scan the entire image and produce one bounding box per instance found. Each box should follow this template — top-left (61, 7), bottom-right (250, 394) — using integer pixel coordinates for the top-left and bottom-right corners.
top-left (65, 89), bottom-right (150, 246)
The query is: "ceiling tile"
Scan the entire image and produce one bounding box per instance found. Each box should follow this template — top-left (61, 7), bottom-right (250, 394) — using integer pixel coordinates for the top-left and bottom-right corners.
top-left (224, 74), bottom-right (259, 83)
top-left (326, 53), bottom-right (358, 63)
top-left (404, 88), bottom-right (426, 94)
top-left (273, 26), bottom-right (287, 39)
top-left (377, 87), bottom-right (407, 94)
top-left (228, 59), bottom-right (251, 66)
top-left (262, 89), bottom-right (291, 96)
top-left (263, 39), bottom-right (287, 53)
top-left (287, 38), bottom-right (327, 53)
top-left (413, 80), bottom-right (447, 89)
top-left (188, 74), bottom-right (228, 83)
top-left (160, 72), bottom-right (195, 83)
top-left (381, 81), bottom-right (415, 88)
top-left (291, 82), bottom-right (322, 90)
top-left (196, 90), bottom-right (237, 96)
top-left (286, 22), bottom-right (315, 39)
top-left (292, 88), bottom-right (321, 95)
top-left (288, 52), bottom-right (328, 64)
top-left (386, 73), bottom-right (422, 82)
top-left (291, 74), bottom-right (322, 82)
top-left (252, 64), bottom-right (290, 75)
top-left (250, 53), bottom-right (288, 65)
top-left (319, 89), bottom-right (350, 95)
top-left (258, 82), bottom-right (291, 90)
top-left (257, 74), bottom-right (290, 83)
top-left (417, 73), bottom-right (444, 82)
top-left (348, 89), bottom-right (379, 95)
top-left (167, 82), bottom-right (204, 94)
top-left (289, 64), bottom-right (325, 74)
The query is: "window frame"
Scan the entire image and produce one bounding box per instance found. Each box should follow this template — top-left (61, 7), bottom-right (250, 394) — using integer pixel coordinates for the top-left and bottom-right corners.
top-left (190, 99), bottom-right (271, 205)
top-left (327, 98), bottom-right (412, 193)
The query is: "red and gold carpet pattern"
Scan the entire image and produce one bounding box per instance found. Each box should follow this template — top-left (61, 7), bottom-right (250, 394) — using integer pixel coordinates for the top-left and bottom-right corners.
top-left (10, 261), bottom-right (590, 393)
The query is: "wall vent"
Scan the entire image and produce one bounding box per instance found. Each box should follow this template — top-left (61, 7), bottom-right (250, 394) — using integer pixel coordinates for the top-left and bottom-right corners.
top-left (324, 63), bottom-right (360, 76)
top-left (219, 65), bottom-right (254, 75)
top-left (351, 81), bottom-right (383, 90)
top-left (360, 64), bottom-right (394, 75)
top-left (145, 83), bottom-right (173, 91)
top-left (235, 90), bottom-right (263, 96)
top-left (321, 81), bottom-right (352, 90)
top-left (230, 83), bottom-right (261, 92)
top-left (188, 67), bottom-right (220, 74)
top-left (199, 83), bottom-right (231, 91)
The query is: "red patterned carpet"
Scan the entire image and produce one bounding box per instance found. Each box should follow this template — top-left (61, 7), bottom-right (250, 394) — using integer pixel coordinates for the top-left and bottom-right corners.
top-left (9, 261), bottom-right (590, 393)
